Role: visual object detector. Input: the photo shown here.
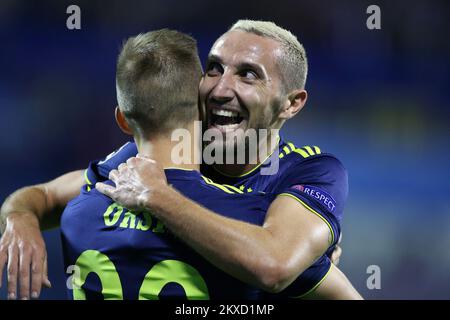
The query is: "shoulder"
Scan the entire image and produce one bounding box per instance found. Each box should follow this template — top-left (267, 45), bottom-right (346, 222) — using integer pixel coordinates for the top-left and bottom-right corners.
top-left (274, 143), bottom-right (349, 221)
top-left (97, 141), bottom-right (138, 169)
top-left (279, 142), bottom-right (348, 183)
top-left (67, 185), bottom-right (111, 207)
top-left (84, 141), bottom-right (138, 184)
top-left (172, 175), bottom-right (273, 225)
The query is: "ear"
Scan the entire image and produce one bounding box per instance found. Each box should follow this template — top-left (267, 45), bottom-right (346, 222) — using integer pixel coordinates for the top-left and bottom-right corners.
top-left (278, 89), bottom-right (308, 120)
top-left (115, 106), bottom-right (133, 135)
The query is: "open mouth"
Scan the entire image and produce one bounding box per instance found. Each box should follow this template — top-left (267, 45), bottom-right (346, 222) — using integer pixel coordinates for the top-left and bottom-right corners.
top-left (209, 109), bottom-right (245, 131)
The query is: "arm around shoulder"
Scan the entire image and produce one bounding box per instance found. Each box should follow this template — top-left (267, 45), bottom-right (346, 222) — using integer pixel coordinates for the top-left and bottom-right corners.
top-left (0, 169), bottom-right (85, 231)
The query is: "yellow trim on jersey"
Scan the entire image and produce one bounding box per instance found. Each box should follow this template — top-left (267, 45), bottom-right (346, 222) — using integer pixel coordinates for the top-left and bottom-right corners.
top-left (291, 263), bottom-right (333, 299)
top-left (212, 135), bottom-right (281, 178)
top-left (283, 145), bottom-right (292, 156)
top-left (280, 142), bottom-right (301, 158)
top-left (293, 148), bottom-right (310, 158)
top-left (163, 167), bottom-right (196, 171)
top-left (222, 184), bottom-right (244, 194)
top-left (304, 146), bottom-right (315, 156)
top-left (290, 145), bottom-right (322, 158)
top-left (278, 193), bottom-right (335, 245)
top-left (200, 176), bottom-right (243, 194)
top-left (287, 142), bottom-right (296, 152)
top-left (84, 169), bottom-right (92, 185)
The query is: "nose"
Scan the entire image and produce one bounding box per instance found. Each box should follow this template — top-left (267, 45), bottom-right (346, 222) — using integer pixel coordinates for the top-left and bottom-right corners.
top-left (209, 72), bottom-right (235, 104)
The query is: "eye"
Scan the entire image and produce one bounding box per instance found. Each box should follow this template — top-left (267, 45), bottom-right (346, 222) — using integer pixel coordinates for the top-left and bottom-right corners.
top-left (206, 62), bottom-right (223, 76)
top-left (240, 69), bottom-right (258, 81)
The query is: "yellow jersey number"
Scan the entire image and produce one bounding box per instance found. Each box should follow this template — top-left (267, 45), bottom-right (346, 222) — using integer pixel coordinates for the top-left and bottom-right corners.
top-left (72, 250), bottom-right (209, 300)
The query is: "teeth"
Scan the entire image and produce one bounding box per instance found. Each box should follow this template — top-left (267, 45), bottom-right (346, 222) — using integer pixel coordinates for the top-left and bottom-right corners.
top-left (215, 123), bottom-right (240, 131)
top-left (212, 109), bottom-right (239, 117)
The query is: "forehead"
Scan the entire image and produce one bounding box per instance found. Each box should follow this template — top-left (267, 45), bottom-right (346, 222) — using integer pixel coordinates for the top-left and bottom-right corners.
top-left (209, 30), bottom-right (282, 71)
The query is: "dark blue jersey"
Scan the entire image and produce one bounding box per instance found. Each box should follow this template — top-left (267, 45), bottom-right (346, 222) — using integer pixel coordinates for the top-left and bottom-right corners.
top-left (86, 137), bottom-right (348, 255)
top-left (203, 138), bottom-right (348, 256)
top-left (62, 168), bottom-right (331, 300)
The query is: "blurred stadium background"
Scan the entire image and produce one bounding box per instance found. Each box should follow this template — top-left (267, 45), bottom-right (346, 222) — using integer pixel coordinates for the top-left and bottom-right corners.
top-left (0, 0), bottom-right (449, 299)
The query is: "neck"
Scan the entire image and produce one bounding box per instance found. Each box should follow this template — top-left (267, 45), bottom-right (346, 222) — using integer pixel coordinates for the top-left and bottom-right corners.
top-left (135, 122), bottom-right (200, 171)
top-left (213, 133), bottom-right (280, 176)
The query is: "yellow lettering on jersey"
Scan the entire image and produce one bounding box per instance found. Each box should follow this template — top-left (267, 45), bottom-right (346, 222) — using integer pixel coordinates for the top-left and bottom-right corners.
top-left (136, 212), bottom-right (152, 231)
top-left (103, 203), bottom-right (165, 234)
top-left (104, 203), bottom-right (124, 226)
top-left (119, 211), bottom-right (136, 229)
top-left (152, 219), bottom-right (166, 233)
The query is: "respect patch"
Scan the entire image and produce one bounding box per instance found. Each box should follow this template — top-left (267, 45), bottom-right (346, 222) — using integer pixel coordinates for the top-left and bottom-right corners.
top-left (290, 185), bottom-right (336, 212)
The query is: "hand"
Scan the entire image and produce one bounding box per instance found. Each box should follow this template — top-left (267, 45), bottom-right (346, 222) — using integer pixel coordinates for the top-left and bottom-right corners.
top-left (96, 156), bottom-right (168, 211)
top-left (331, 233), bottom-right (343, 266)
top-left (0, 212), bottom-right (51, 300)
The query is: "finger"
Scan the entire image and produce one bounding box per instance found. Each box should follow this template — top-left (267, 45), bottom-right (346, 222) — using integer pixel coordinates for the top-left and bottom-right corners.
top-left (332, 245), bottom-right (342, 258)
top-left (30, 250), bottom-right (44, 299)
top-left (42, 257), bottom-right (51, 288)
top-left (136, 154), bottom-right (155, 163)
top-left (95, 182), bottom-right (115, 198)
top-left (331, 245), bottom-right (342, 265)
top-left (7, 245), bottom-right (18, 300)
top-left (126, 157), bottom-right (138, 167)
top-left (18, 246), bottom-right (31, 300)
top-left (0, 250), bottom-right (7, 288)
top-left (118, 162), bottom-right (127, 171)
top-left (109, 169), bottom-right (119, 182)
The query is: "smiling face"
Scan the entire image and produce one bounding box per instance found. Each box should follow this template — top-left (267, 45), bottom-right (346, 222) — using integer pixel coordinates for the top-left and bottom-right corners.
top-left (200, 30), bottom-right (289, 154)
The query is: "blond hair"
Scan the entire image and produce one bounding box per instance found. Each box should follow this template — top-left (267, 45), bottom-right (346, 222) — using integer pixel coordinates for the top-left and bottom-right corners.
top-left (116, 29), bottom-right (202, 135)
top-left (230, 20), bottom-right (308, 92)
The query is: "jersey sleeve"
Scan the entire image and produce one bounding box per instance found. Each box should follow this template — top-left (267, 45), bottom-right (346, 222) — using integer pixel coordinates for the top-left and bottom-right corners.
top-left (84, 141), bottom-right (138, 186)
top-left (275, 155), bottom-right (348, 247)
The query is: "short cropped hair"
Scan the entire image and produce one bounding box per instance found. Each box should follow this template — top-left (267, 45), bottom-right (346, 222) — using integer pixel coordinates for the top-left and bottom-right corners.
top-left (230, 20), bottom-right (308, 92)
top-left (116, 29), bottom-right (202, 136)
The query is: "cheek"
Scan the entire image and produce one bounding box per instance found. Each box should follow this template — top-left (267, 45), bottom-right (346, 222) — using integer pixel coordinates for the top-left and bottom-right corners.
top-left (245, 94), bottom-right (272, 122)
top-left (237, 85), bottom-right (264, 112)
top-left (253, 100), bottom-right (281, 128)
top-left (199, 77), bottom-right (215, 100)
